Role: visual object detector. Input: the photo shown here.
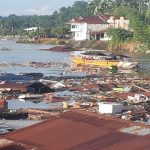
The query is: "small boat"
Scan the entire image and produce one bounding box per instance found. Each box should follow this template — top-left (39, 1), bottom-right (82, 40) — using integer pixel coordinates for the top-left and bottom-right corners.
top-left (72, 51), bottom-right (139, 69)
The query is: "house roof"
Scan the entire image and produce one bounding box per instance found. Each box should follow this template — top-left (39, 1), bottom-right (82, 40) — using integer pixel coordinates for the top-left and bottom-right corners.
top-left (0, 83), bottom-right (30, 92)
top-left (0, 82), bottom-right (54, 93)
top-left (99, 15), bottom-right (121, 21)
top-left (68, 16), bottom-right (109, 24)
top-left (68, 15), bottom-right (122, 25)
top-left (3, 110), bottom-right (150, 150)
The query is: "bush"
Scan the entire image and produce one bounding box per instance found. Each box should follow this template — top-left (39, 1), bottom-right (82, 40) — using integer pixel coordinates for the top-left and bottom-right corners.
top-left (58, 40), bottom-right (66, 45)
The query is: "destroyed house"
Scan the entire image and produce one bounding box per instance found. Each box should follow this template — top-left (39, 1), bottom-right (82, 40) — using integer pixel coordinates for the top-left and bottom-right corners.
top-left (0, 83), bottom-right (30, 94)
top-left (26, 82), bottom-right (55, 94)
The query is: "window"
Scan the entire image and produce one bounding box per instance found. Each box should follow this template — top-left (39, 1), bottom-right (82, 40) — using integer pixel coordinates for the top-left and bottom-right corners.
top-left (100, 33), bottom-right (104, 38)
top-left (72, 25), bottom-right (77, 29)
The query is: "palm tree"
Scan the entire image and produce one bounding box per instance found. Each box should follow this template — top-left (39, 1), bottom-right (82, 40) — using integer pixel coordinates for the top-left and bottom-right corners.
top-left (101, 0), bottom-right (114, 14)
top-left (113, 0), bottom-right (149, 16)
top-left (88, 0), bottom-right (102, 15)
top-left (88, 0), bottom-right (114, 15)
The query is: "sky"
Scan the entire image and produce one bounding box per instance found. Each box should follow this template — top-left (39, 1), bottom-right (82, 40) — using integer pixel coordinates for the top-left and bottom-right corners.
top-left (0, 0), bottom-right (88, 16)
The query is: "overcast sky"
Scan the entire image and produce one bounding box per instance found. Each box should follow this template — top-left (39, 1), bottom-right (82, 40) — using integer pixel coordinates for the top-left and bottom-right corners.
top-left (0, 0), bottom-right (88, 16)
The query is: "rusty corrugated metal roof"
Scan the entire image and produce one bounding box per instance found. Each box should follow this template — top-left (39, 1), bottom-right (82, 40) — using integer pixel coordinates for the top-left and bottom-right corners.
top-left (3, 110), bottom-right (150, 150)
top-left (0, 83), bottom-right (30, 92)
top-left (69, 16), bottom-right (109, 24)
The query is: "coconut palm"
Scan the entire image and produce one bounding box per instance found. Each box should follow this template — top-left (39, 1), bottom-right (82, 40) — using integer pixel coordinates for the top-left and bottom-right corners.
top-left (101, 0), bottom-right (114, 14)
top-left (88, 0), bottom-right (114, 15)
top-left (112, 0), bottom-right (149, 16)
top-left (88, 0), bottom-right (102, 15)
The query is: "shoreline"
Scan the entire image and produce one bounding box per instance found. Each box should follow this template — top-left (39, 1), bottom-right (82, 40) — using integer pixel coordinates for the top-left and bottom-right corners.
top-left (16, 37), bottom-right (150, 54)
top-left (1, 36), bottom-right (150, 54)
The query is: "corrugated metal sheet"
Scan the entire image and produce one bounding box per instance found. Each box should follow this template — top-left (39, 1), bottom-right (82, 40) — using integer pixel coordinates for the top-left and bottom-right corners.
top-left (120, 126), bottom-right (150, 136)
top-left (3, 111), bottom-right (150, 150)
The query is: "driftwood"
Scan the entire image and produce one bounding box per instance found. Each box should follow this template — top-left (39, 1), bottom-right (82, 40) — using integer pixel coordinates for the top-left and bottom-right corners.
top-left (132, 85), bottom-right (150, 92)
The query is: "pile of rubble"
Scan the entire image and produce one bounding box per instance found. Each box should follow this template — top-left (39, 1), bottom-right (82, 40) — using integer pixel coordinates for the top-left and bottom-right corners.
top-left (0, 65), bottom-right (149, 125)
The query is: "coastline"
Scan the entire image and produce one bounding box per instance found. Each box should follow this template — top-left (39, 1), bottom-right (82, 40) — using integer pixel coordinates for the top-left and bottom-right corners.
top-left (1, 35), bottom-right (150, 54)
top-left (13, 37), bottom-right (150, 54)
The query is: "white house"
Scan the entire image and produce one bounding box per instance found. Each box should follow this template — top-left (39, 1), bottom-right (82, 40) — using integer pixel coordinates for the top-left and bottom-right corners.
top-left (67, 15), bottom-right (130, 41)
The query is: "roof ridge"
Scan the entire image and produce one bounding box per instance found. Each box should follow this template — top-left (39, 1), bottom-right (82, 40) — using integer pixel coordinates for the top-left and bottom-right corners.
top-left (98, 15), bottom-right (107, 22)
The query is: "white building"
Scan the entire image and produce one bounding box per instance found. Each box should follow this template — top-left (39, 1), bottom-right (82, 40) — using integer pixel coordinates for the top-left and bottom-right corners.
top-left (68, 15), bottom-right (130, 41)
top-left (98, 102), bottom-right (123, 114)
top-left (24, 27), bottom-right (39, 32)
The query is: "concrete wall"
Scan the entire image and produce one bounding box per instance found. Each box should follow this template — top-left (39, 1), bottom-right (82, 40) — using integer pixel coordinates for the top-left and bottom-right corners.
top-left (87, 24), bottom-right (109, 32)
top-left (107, 17), bottom-right (130, 30)
top-left (93, 32), bottom-right (111, 41)
top-left (71, 23), bottom-right (109, 41)
top-left (71, 23), bottom-right (88, 41)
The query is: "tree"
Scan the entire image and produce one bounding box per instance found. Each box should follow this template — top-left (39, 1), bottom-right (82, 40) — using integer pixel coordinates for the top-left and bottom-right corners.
top-left (51, 26), bottom-right (70, 36)
top-left (112, 5), bottom-right (137, 19)
top-left (0, 1), bottom-right (89, 36)
top-left (107, 28), bottom-right (133, 49)
top-left (113, 0), bottom-right (149, 16)
top-left (88, 0), bottom-right (114, 15)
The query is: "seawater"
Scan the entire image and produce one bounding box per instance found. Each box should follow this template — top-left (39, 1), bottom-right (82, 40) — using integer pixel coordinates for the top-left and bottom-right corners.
top-left (0, 40), bottom-right (149, 76)
top-left (132, 54), bottom-right (150, 76)
top-left (0, 40), bottom-right (71, 76)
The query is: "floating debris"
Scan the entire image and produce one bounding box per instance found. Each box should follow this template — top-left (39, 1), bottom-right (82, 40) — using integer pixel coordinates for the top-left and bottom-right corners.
top-left (39, 46), bottom-right (78, 52)
top-left (0, 61), bottom-right (70, 69)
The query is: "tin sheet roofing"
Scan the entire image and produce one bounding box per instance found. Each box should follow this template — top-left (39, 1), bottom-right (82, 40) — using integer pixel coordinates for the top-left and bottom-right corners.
top-left (120, 126), bottom-right (150, 136)
top-left (3, 111), bottom-right (150, 150)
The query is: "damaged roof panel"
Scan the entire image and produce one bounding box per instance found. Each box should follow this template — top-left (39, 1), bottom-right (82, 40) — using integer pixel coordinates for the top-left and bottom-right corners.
top-left (120, 126), bottom-right (150, 136)
top-left (3, 111), bottom-right (150, 150)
